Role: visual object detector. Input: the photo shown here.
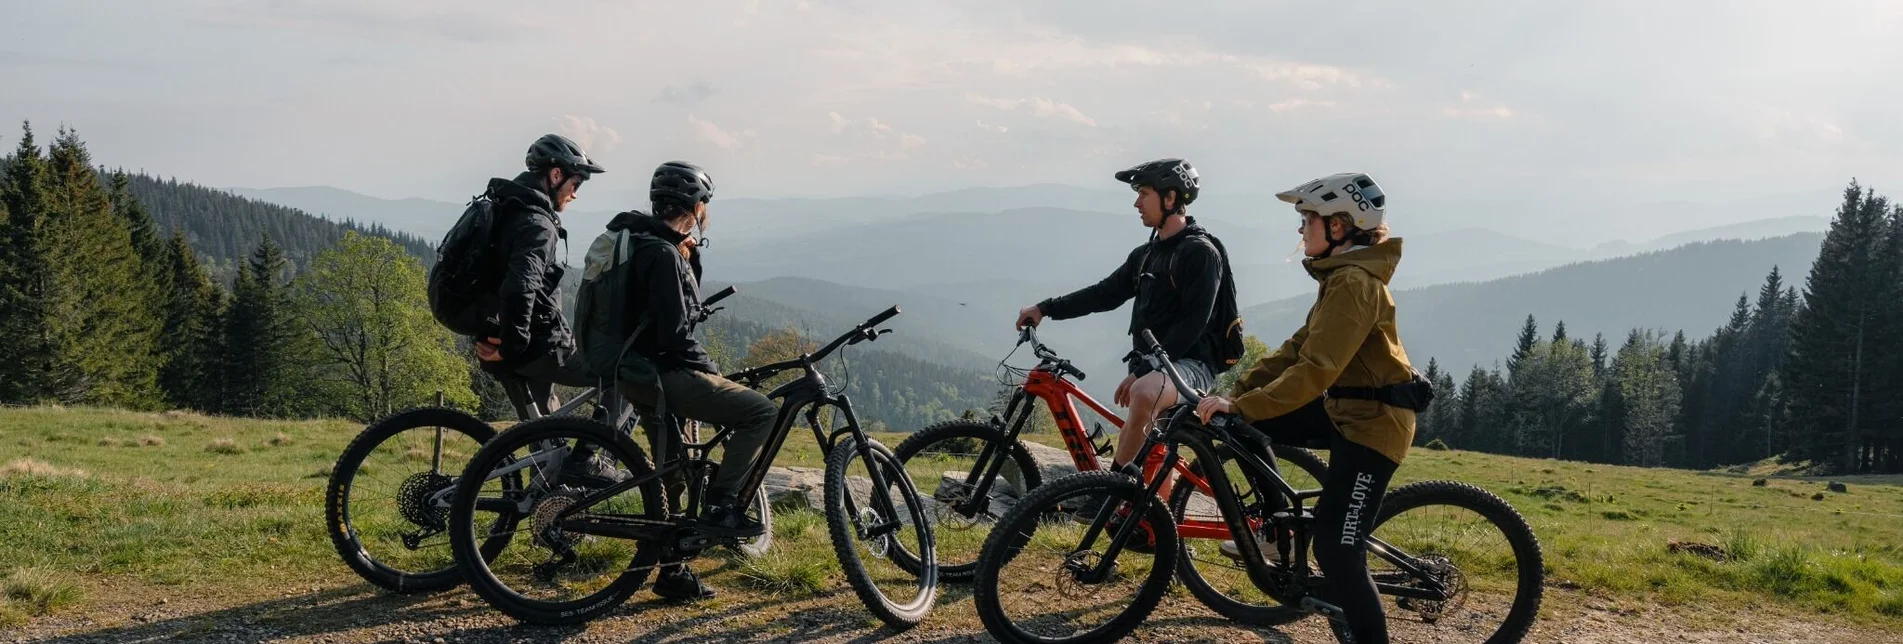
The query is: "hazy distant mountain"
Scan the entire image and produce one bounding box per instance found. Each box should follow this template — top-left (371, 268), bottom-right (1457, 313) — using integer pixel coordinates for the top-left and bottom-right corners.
top-left (1241, 233), bottom-right (1825, 379)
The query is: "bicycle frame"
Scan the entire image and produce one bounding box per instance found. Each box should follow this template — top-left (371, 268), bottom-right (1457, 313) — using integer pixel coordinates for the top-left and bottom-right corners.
top-left (550, 307), bottom-right (911, 548)
top-left (949, 328), bottom-right (1237, 540)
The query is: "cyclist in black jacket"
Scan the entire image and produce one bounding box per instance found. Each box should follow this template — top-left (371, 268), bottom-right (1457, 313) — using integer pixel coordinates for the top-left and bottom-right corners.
top-left (1015, 158), bottom-right (1225, 486)
top-left (473, 134), bottom-right (603, 400)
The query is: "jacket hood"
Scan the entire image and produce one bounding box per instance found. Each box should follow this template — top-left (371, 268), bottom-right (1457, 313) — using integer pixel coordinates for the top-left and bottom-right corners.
top-left (607, 210), bottom-right (690, 245)
top-left (1304, 238), bottom-right (1403, 284)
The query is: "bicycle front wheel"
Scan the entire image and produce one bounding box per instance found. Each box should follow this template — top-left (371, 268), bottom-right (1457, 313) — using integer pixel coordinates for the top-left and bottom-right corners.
top-left (892, 418), bottom-right (1043, 582)
top-left (973, 470), bottom-right (1178, 644)
top-left (824, 437), bottom-right (939, 628)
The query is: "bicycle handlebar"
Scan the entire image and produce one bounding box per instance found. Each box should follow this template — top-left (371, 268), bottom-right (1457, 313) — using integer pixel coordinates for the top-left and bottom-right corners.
top-left (702, 285), bottom-right (737, 308)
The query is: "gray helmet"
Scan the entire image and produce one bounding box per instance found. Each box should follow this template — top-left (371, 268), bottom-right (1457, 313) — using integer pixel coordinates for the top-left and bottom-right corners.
top-left (650, 161), bottom-right (714, 206)
top-left (525, 134), bottom-right (606, 176)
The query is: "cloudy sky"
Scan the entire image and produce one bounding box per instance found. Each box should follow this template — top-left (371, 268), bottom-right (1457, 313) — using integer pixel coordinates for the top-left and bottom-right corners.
top-left (4, 0), bottom-right (1901, 239)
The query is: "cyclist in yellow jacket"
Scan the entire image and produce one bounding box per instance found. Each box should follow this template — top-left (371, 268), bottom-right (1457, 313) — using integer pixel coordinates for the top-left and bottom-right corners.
top-left (1196, 172), bottom-right (1429, 644)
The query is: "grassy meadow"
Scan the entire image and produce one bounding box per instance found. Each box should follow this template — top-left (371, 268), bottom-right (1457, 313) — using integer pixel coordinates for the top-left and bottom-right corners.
top-left (1, 406), bottom-right (1900, 633)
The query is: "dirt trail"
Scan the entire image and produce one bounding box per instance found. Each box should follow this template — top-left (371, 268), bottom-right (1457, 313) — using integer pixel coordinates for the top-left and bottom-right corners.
top-left (5, 579), bottom-right (1897, 644)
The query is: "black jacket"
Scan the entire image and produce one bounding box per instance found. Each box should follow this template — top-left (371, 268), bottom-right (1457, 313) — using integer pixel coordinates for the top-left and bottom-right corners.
top-left (1038, 218), bottom-right (1224, 377)
top-left (609, 211), bottom-right (718, 374)
top-left (486, 173), bottom-right (574, 370)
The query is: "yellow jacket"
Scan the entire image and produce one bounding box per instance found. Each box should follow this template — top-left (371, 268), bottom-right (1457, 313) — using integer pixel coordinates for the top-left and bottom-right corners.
top-left (1230, 239), bottom-right (1417, 465)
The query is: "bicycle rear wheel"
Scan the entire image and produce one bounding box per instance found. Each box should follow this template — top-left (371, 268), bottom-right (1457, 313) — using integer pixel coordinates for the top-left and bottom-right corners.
top-left (1340, 480), bottom-right (1544, 644)
top-left (326, 407), bottom-right (512, 593)
top-left (824, 437), bottom-right (939, 628)
top-left (448, 416), bottom-right (667, 625)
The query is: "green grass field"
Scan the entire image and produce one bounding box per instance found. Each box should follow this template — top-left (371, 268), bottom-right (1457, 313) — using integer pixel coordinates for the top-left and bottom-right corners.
top-left (2, 406), bottom-right (1901, 633)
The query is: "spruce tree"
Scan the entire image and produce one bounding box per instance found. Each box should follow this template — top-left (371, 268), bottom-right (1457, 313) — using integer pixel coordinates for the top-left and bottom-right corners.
top-left (1784, 181), bottom-right (1888, 472)
top-left (1508, 314), bottom-right (1539, 376)
top-left (37, 127), bottom-right (162, 407)
top-left (1552, 320), bottom-right (1568, 345)
top-left (158, 232), bottom-right (226, 410)
top-left (223, 235), bottom-right (296, 417)
top-left (0, 122), bottom-right (54, 404)
top-left (1589, 333), bottom-right (1609, 381)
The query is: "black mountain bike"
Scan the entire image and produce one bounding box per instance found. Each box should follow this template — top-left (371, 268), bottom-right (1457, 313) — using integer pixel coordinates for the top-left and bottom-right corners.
top-left (972, 330), bottom-right (1543, 644)
top-left (324, 287), bottom-right (772, 594)
top-left (446, 305), bottom-right (938, 627)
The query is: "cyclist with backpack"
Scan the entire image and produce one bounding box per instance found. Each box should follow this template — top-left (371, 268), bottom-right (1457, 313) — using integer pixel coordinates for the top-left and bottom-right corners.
top-left (1193, 172), bottom-right (1429, 644)
top-left (1014, 158), bottom-right (1246, 502)
top-left (431, 134), bottom-right (603, 400)
top-left (571, 160), bottom-right (780, 600)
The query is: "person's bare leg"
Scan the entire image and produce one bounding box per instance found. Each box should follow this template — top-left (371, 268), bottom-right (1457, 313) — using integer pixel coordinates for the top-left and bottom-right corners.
top-left (1115, 372), bottom-right (1180, 498)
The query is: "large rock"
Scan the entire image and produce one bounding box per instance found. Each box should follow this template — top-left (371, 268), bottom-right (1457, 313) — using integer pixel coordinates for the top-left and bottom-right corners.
top-left (1002, 440), bottom-right (1085, 486)
top-left (763, 466), bottom-right (827, 511)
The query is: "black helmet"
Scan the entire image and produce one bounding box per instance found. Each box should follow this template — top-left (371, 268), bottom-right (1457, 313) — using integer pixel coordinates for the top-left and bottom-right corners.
top-left (651, 161), bottom-right (714, 206)
top-left (1114, 158), bottom-right (1199, 207)
top-left (525, 134), bottom-right (607, 176)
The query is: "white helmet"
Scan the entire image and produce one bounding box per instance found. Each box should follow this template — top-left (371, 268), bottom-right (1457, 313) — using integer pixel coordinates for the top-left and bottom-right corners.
top-left (1275, 172), bottom-right (1386, 231)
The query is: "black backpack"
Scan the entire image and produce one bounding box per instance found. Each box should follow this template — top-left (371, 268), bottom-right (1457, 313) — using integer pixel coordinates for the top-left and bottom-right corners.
top-left (1202, 234), bottom-right (1248, 373)
top-left (573, 225), bottom-right (677, 385)
top-left (1139, 232), bottom-right (1247, 374)
top-left (426, 193), bottom-right (505, 337)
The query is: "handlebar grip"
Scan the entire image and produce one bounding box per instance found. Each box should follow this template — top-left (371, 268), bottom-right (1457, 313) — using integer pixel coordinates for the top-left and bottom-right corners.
top-left (703, 285), bottom-right (738, 307)
top-left (1071, 365), bottom-right (1088, 381)
top-left (1138, 329), bottom-right (1161, 352)
top-left (865, 305), bottom-right (902, 328)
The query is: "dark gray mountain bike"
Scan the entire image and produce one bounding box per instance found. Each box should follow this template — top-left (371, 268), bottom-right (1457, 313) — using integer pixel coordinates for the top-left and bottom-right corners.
top-left (972, 330), bottom-right (1544, 644)
top-left (445, 305), bottom-right (938, 628)
top-left (324, 287), bottom-right (772, 594)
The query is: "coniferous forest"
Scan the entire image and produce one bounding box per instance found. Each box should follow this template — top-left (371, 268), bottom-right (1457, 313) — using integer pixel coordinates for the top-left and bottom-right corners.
top-left (1413, 181), bottom-right (1903, 474)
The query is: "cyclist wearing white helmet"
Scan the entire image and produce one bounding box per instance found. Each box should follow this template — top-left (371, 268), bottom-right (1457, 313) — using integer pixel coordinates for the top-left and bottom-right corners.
top-left (1196, 172), bottom-right (1431, 644)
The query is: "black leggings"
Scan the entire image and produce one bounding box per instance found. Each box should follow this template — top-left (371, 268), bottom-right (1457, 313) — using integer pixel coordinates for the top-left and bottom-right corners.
top-left (1249, 398), bottom-right (1399, 644)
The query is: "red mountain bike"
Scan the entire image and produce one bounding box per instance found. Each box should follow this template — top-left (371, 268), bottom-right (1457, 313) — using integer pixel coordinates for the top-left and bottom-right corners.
top-left (894, 326), bottom-right (1329, 622)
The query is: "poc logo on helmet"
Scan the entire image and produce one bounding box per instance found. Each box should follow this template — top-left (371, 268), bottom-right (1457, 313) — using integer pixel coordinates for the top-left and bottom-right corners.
top-left (1342, 178), bottom-right (1383, 212)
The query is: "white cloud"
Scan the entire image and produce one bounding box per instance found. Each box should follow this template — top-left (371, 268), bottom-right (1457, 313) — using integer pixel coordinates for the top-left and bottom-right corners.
top-left (824, 112), bottom-right (927, 160)
top-left (975, 120), bottom-right (1008, 133)
top-left (1750, 107), bottom-right (1845, 143)
top-left (554, 114), bottom-right (622, 153)
top-left (951, 157), bottom-right (989, 170)
top-left (687, 114), bottom-right (752, 150)
top-left (1266, 98), bottom-right (1337, 113)
top-left (1441, 91), bottom-right (1517, 119)
top-left (965, 93), bottom-right (1098, 127)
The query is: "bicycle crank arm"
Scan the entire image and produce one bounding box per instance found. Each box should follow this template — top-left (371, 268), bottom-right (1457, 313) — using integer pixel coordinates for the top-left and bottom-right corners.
top-left (1300, 596), bottom-right (1347, 621)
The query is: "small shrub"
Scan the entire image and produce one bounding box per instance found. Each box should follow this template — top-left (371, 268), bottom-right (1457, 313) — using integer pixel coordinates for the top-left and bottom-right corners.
top-left (0, 458), bottom-right (87, 479)
top-left (736, 552), bottom-right (831, 595)
top-left (205, 438), bottom-right (243, 455)
top-left (2, 568), bottom-right (83, 616)
top-left (1601, 508), bottom-right (1638, 521)
top-left (1424, 438), bottom-right (1450, 451)
top-left (138, 435), bottom-right (165, 447)
top-left (268, 433), bottom-right (293, 447)
top-left (96, 437), bottom-right (120, 447)
top-left (1752, 478), bottom-right (1768, 487)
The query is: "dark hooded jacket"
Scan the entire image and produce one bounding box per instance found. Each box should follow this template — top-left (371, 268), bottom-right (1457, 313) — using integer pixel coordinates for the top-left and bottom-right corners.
top-left (484, 172), bottom-right (573, 370)
top-left (604, 211), bottom-right (717, 375)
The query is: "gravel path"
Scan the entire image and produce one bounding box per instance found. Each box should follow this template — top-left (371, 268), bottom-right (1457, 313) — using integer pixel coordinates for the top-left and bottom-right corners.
top-left (5, 579), bottom-right (1897, 644)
